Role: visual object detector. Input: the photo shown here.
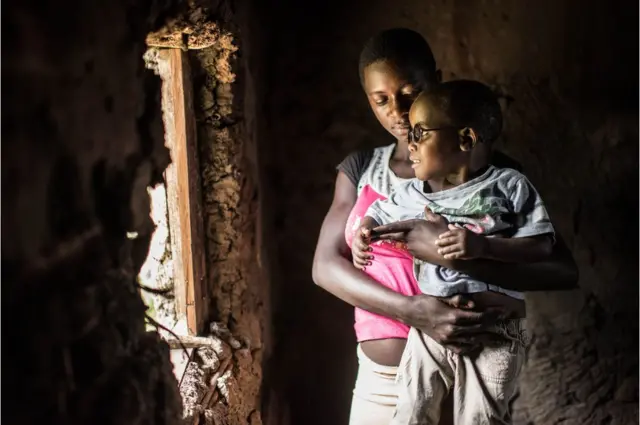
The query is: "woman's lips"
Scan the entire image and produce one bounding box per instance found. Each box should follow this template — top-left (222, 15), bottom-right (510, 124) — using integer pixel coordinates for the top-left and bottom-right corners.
top-left (410, 157), bottom-right (421, 168)
top-left (393, 124), bottom-right (411, 134)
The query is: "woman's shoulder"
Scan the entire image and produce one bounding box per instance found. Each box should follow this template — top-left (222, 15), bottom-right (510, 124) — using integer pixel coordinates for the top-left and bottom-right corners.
top-left (371, 142), bottom-right (396, 158)
top-left (336, 148), bottom-right (374, 187)
top-left (337, 143), bottom-right (395, 188)
top-left (340, 147), bottom-right (374, 164)
top-left (340, 142), bottom-right (392, 161)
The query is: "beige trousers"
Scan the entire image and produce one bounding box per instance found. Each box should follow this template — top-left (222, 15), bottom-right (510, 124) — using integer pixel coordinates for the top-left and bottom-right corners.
top-left (392, 320), bottom-right (528, 425)
top-left (348, 344), bottom-right (399, 425)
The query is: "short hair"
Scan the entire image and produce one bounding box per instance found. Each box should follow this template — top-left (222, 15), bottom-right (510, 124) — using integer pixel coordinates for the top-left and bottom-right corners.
top-left (420, 80), bottom-right (503, 143)
top-left (358, 28), bottom-right (437, 86)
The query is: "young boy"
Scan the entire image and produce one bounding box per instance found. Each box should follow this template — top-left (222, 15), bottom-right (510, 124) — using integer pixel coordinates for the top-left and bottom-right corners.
top-left (355, 80), bottom-right (555, 424)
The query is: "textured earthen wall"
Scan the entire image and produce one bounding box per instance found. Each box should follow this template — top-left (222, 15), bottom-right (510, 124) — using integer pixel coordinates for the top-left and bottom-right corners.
top-left (187, 26), bottom-right (265, 422)
top-left (264, 1), bottom-right (638, 424)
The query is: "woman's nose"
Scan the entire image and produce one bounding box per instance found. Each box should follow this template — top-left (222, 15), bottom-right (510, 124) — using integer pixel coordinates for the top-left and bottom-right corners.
top-left (388, 97), bottom-right (410, 120)
top-left (408, 142), bottom-right (417, 152)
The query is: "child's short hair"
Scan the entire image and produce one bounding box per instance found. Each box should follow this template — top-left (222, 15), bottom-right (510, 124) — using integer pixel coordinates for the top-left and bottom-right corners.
top-left (358, 28), bottom-right (437, 86)
top-left (424, 80), bottom-right (503, 144)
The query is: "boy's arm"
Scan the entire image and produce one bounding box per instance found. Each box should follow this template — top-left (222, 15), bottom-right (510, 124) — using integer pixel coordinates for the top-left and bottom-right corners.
top-left (435, 227), bottom-right (553, 263)
top-left (354, 190), bottom-right (413, 268)
top-left (350, 212), bottom-right (384, 270)
top-left (367, 180), bottom-right (425, 227)
top-left (360, 215), bottom-right (380, 229)
top-left (373, 216), bottom-right (578, 291)
top-left (365, 197), bottom-right (401, 228)
top-left (436, 174), bottom-right (556, 262)
top-left (351, 215), bottom-right (380, 269)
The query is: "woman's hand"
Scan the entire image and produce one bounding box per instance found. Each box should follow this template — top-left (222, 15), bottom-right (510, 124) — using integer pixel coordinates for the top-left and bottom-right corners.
top-left (371, 207), bottom-right (451, 265)
top-left (402, 294), bottom-right (502, 354)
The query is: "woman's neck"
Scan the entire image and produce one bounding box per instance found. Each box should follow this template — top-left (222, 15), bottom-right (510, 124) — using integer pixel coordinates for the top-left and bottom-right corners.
top-left (392, 139), bottom-right (411, 161)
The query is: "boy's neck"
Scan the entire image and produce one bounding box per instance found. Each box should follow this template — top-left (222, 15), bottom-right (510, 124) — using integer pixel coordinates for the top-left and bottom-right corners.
top-left (423, 162), bottom-right (490, 193)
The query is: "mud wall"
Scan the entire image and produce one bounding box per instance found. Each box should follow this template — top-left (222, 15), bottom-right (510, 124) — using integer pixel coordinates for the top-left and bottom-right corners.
top-left (184, 20), bottom-right (266, 422)
top-left (264, 1), bottom-right (638, 424)
top-left (3, 0), bottom-right (271, 424)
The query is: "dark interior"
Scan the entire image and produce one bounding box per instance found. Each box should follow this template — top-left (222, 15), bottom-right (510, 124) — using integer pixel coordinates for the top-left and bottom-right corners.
top-left (4, 0), bottom-right (638, 424)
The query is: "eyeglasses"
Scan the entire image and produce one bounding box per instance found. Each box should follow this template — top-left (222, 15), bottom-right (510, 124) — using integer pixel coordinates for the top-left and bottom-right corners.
top-left (408, 126), bottom-right (457, 143)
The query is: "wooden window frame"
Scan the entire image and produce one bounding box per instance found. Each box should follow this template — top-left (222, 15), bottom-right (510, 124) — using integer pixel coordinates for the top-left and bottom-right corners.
top-left (157, 48), bottom-right (208, 336)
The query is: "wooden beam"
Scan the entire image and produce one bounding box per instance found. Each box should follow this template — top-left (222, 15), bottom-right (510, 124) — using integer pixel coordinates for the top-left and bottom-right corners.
top-left (158, 48), bottom-right (208, 335)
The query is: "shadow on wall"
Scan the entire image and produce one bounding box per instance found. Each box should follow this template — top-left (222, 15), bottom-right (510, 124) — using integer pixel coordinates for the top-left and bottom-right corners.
top-left (3, 0), bottom-right (185, 423)
top-left (262, 0), bottom-right (639, 424)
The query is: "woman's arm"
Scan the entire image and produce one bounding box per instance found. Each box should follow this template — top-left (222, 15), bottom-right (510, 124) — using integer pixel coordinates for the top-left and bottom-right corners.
top-left (481, 235), bottom-right (553, 263)
top-left (373, 212), bottom-right (578, 291)
top-left (312, 173), bottom-right (498, 352)
top-left (453, 233), bottom-right (578, 291)
top-left (311, 172), bottom-right (412, 320)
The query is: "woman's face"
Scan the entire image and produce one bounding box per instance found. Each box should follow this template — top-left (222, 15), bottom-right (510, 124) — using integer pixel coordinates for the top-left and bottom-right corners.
top-left (362, 60), bottom-right (435, 142)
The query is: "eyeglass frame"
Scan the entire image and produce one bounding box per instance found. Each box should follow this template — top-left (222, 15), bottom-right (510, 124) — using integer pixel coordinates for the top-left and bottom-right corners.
top-left (407, 125), bottom-right (459, 144)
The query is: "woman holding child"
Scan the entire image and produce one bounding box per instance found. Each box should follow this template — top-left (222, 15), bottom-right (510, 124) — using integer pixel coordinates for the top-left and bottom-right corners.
top-left (311, 28), bottom-right (578, 425)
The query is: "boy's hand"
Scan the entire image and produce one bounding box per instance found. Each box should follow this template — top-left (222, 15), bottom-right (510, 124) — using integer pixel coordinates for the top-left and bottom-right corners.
top-left (352, 225), bottom-right (374, 270)
top-left (435, 224), bottom-right (488, 260)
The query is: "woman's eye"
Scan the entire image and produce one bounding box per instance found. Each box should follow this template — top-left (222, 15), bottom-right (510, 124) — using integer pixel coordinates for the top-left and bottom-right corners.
top-left (402, 86), bottom-right (420, 96)
top-left (374, 98), bottom-right (387, 106)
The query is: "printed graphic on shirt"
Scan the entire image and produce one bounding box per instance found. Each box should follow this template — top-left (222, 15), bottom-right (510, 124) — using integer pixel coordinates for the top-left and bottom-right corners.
top-left (425, 187), bottom-right (512, 235)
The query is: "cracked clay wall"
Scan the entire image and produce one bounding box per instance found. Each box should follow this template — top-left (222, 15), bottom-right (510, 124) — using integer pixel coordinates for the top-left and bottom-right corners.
top-left (263, 1), bottom-right (638, 424)
top-left (180, 12), bottom-right (267, 422)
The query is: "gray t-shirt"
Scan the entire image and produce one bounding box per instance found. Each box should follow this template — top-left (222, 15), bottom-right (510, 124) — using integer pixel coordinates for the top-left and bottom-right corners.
top-left (366, 166), bottom-right (555, 300)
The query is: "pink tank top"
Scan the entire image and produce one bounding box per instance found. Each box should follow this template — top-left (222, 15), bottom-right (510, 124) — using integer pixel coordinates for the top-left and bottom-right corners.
top-left (345, 184), bottom-right (421, 342)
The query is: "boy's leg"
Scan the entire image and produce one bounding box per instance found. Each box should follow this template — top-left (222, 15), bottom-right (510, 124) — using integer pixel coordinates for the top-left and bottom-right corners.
top-left (392, 327), bottom-right (454, 425)
top-left (348, 344), bottom-right (400, 425)
top-left (453, 319), bottom-right (528, 425)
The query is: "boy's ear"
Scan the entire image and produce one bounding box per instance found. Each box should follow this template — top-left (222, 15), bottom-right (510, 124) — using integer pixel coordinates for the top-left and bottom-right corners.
top-left (458, 127), bottom-right (478, 152)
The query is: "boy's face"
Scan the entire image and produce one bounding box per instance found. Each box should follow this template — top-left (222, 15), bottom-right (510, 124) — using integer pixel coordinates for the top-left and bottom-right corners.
top-left (363, 60), bottom-right (437, 142)
top-left (407, 96), bottom-right (463, 181)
